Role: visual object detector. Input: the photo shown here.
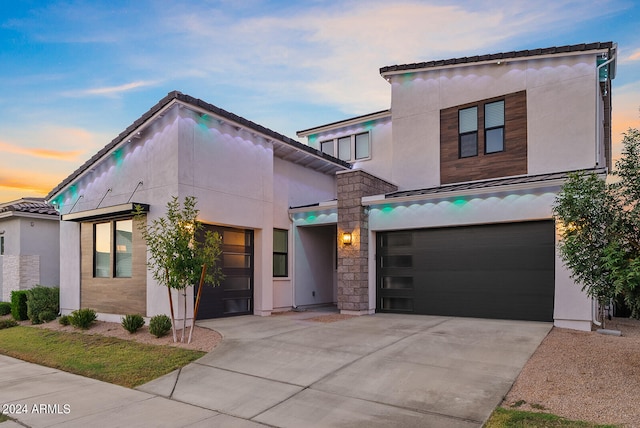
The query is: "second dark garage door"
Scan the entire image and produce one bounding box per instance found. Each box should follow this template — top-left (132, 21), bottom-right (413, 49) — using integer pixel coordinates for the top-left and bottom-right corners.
top-left (376, 221), bottom-right (555, 322)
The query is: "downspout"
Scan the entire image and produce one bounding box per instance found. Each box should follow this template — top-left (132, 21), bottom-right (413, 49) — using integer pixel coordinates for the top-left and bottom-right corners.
top-left (288, 211), bottom-right (297, 309)
top-left (592, 299), bottom-right (602, 327)
top-left (592, 48), bottom-right (616, 327)
top-left (595, 50), bottom-right (616, 168)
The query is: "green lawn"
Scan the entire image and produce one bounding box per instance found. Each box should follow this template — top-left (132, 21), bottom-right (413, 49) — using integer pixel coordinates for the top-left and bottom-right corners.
top-left (485, 408), bottom-right (620, 428)
top-left (0, 326), bottom-right (205, 388)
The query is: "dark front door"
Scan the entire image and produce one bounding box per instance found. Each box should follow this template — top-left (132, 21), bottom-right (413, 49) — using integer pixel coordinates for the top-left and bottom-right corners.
top-left (196, 225), bottom-right (253, 319)
top-left (376, 221), bottom-right (555, 322)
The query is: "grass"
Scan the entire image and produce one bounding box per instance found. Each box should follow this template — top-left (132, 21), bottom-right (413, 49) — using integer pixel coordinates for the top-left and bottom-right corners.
top-left (0, 326), bottom-right (205, 388)
top-left (485, 408), bottom-right (620, 428)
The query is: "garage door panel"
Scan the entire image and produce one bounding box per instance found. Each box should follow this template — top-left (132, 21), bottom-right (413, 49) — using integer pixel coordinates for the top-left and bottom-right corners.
top-left (377, 221), bottom-right (555, 322)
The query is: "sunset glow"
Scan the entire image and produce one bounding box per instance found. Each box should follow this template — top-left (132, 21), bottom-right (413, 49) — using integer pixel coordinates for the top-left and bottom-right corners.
top-left (1, 1), bottom-right (639, 202)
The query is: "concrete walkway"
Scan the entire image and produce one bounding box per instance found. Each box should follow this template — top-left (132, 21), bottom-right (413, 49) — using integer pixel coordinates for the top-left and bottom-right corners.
top-left (1, 313), bottom-right (551, 427)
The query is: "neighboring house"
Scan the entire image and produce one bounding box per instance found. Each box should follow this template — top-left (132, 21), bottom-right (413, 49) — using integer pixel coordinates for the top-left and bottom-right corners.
top-left (0, 198), bottom-right (60, 301)
top-left (49, 41), bottom-right (616, 331)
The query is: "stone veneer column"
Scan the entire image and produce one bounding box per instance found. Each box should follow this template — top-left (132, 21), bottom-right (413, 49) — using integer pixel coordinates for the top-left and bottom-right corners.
top-left (337, 170), bottom-right (397, 313)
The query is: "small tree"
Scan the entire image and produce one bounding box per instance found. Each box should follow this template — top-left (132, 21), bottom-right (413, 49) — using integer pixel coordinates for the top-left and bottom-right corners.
top-left (135, 196), bottom-right (223, 342)
top-left (553, 128), bottom-right (640, 324)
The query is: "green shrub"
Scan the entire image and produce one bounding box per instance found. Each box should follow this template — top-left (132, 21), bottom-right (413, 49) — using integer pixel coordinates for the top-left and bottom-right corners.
top-left (122, 314), bottom-right (145, 334)
top-left (38, 310), bottom-right (57, 323)
top-left (26, 286), bottom-right (59, 324)
top-left (10, 290), bottom-right (28, 321)
top-left (0, 301), bottom-right (11, 316)
top-left (149, 314), bottom-right (172, 338)
top-left (59, 315), bottom-right (71, 326)
top-left (0, 319), bottom-right (18, 329)
top-left (69, 308), bottom-right (97, 330)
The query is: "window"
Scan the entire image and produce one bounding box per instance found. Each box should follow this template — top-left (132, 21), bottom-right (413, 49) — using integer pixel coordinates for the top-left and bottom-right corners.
top-left (485, 100), bottom-right (505, 153)
top-left (273, 229), bottom-right (288, 277)
top-left (321, 140), bottom-right (334, 157)
top-left (459, 106), bottom-right (478, 158)
top-left (94, 222), bottom-right (111, 277)
top-left (338, 136), bottom-right (351, 161)
top-left (115, 220), bottom-right (133, 277)
top-left (0, 236), bottom-right (4, 255)
top-left (355, 133), bottom-right (369, 159)
top-left (94, 219), bottom-right (134, 278)
top-left (319, 132), bottom-right (371, 162)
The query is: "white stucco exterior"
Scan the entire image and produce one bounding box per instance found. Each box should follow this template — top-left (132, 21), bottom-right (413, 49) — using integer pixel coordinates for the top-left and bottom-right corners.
top-left (52, 96), bottom-right (342, 321)
top-left (49, 43), bottom-right (615, 330)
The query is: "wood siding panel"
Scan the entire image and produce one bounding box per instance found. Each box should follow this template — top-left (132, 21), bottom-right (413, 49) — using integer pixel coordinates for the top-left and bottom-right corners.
top-left (440, 91), bottom-right (527, 184)
top-left (80, 219), bottom-right (147, 315)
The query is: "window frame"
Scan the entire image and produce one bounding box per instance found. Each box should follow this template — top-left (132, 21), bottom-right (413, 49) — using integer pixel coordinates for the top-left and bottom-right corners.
top-left (0, 236), bottom-right (4, 255)
top-left (458, 106), bottom-right (478, 158)
top-left (93, 218), bottom-right (134, 279)
top-left (484, 100), bottom-right (505, 154)
top-left (273, 228), bottom-right (288, 278)
top-left (318, 131), bottom-right (371, 162)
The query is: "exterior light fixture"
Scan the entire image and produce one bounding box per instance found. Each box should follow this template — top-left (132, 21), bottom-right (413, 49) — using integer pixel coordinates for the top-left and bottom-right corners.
top-left (342, 232), bottom-right (352, 245)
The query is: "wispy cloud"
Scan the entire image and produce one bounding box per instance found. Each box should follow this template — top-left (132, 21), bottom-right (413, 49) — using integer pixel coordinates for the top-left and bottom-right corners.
top-left (0, 140), bottom-right (83, 161)
top-left (627, 49), bottom-right (640, 61)
top-left (62, 80), bottom-right (160, 98)
top-left (156, 0), bottom-right (630, 115)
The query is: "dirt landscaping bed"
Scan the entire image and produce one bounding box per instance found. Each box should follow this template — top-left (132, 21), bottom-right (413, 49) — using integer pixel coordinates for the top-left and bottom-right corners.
top-left (503, 317), bottom-right (640, 427)
top-left (5, 315), bottom-right (221, 352)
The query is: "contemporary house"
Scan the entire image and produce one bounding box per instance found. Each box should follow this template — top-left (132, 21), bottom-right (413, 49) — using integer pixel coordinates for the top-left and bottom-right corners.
top-left (49, 41), bottom-right (616, 331)
top-left (0, 198), bottom-right (60, 302)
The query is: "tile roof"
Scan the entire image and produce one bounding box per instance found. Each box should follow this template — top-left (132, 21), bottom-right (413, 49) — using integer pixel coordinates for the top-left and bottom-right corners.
top-left (47, 91), bottom-right (351, 200)
top-left (384, 168), bottom-right (607, 200)
top-left (0, 198), bottom-right (59, 216)
top-left (380, 42), bottom-right (614, 75)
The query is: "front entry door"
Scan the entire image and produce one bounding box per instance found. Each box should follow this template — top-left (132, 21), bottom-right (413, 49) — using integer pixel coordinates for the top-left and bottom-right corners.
top-left (196, 225), bottom-right (254, 319)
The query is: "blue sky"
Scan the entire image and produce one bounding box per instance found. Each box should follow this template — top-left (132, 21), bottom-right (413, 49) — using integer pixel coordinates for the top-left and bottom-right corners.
top-left (1, 0), bottom-right (639, 201)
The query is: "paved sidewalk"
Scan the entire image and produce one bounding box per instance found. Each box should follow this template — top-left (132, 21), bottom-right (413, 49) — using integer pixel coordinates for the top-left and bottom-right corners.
top-left (1, 313), bottom-right (551, 427)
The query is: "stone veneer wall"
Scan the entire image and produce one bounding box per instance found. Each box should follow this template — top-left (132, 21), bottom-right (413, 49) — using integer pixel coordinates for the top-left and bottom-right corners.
top-left (337, 170), bottom-right (397, 312)
top-left (2, 255), bottom-right (40, 301)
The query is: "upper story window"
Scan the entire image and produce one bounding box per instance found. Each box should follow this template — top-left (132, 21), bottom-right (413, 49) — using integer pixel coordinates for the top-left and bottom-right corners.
top-left (441, 90), bottom-right (527, 185)
top-left (0, 236), bottom-right (4, 255)
top-left (94, 219), bottom-right (133, 278)
top-left (459, 107), bottom-right (478, 158)
top-left (485, 100), bottom-right (505, 154)
top-left (321, 132), bottom-right (370, 162)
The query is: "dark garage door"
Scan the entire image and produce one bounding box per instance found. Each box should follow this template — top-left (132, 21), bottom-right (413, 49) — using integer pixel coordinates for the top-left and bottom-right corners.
top-left (196, 225), bottom-right (253, 319)
top-left (376, 221), bottom-right (554, 322)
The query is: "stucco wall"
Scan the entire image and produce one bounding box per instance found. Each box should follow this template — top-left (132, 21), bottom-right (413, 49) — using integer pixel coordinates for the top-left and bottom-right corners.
top-left (388, 53), bottom-right (603, 190)
top-left (367, 186), bottom-right (592, 330)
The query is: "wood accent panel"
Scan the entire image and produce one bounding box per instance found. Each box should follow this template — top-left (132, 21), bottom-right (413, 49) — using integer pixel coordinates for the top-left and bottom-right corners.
top-left (80, 218), bottom-right (147, 315)
top-left (440, 91), bottom-right (527, 184)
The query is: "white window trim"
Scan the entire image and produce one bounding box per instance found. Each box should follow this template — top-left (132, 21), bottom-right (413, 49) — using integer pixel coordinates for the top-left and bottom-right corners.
top-left (319, 131), bottom-right (371, 162)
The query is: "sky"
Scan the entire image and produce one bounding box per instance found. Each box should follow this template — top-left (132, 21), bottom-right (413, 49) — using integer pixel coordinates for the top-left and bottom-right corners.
top-left (0, 0), bottom-right (639, 202)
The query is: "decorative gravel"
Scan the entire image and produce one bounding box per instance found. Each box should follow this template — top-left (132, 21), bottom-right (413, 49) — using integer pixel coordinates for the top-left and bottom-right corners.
top-left (503, 317), bottom-right (640, 427)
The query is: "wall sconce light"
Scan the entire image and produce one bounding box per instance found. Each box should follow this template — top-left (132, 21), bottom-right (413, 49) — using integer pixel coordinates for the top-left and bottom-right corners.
top-left (342, 232), bottom-right (352, 245)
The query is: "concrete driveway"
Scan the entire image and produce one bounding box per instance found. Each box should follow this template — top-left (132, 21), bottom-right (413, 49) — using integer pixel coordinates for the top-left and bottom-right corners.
top-left (139, 312), bottom-right (551, 427)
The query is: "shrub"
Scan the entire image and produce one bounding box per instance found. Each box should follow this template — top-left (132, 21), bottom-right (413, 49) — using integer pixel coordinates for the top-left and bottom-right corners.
top-left (0, 319), bottom-right (18, 329)
top-left (10, 290), bottom-right (28, 321)
top-left (149, 314), bottom-right (172, 338)
top-left (26, 286), bottom-right (59, 324)
top-left (59, 315), bottom-right (71, 326)
top-left (121, 314), bottom-right (145, 334)
top-left (0, 301), bottom-right (11, 316)
top-left (38, 310), bottom-right (57, 323)
top-left (69, 308), bottom-right (97, 330)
